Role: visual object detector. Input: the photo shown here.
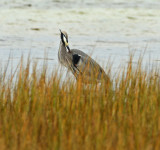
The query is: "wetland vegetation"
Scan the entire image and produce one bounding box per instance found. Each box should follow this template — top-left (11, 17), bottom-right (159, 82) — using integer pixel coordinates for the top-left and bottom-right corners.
top-left (0, 0), bottom-right (160, 149)
top-left (0, 55), bottom-right (160, 150)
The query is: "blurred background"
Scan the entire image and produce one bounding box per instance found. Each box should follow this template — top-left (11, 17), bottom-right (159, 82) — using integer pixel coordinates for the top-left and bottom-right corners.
top-left (0, 0), bottom-right (160, 74)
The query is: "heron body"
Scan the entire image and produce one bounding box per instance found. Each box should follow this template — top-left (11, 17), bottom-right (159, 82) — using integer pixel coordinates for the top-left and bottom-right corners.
top-left (58, 30), bottom-right (110, 83)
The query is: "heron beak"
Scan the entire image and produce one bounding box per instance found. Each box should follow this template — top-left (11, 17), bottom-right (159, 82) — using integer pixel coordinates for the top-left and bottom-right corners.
top-left (64, 40), bottom-right (70, 52)
top-left (59, 29), bottom-right (62, 33)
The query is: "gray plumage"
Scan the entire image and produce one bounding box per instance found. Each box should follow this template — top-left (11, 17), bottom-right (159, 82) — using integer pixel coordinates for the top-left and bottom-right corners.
top-left (58, 30), bottom-right (110, 83)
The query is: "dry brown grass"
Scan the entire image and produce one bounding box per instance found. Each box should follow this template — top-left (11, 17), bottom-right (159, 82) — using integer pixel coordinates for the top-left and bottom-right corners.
top-left (0, 54), bottom-right (160, 150)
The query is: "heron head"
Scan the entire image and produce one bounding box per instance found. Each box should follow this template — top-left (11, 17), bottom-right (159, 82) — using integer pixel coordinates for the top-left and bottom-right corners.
top-left (59, 29), bottom-right (70, 52)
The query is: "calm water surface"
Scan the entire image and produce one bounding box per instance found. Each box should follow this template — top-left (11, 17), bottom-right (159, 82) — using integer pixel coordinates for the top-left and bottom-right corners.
top-left (0, 0), bottom-right (160, 77)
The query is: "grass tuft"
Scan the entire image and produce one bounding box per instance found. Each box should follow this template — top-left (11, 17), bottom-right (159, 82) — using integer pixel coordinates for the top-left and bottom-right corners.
top-left (0, 54), bottom-right (160, 150)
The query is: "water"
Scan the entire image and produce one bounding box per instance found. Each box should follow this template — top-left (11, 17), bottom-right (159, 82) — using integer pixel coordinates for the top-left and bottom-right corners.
top-left (0, 0), bottom-right (160, 77)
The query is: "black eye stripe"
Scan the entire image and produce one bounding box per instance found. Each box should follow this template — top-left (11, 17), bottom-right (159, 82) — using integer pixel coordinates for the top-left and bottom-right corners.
top-left (62, 33), bottom-right (68, 42)
top-left (61, 33), bottom-right (63, 39)
top-left (61, 33), bottom-right (68, 45)
top-left (61, 33), bottom-right (65, 45)
top-left (63, 35), bottom-right (68, 42)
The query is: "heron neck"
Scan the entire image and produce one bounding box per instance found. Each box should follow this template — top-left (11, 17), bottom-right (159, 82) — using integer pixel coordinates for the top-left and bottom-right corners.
top-left (59, 41), bottom-right (67, 54)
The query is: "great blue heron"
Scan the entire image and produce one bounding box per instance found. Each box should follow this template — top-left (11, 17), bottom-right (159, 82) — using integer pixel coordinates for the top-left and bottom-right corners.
top-left (58, 30), bottom-right (110, 83)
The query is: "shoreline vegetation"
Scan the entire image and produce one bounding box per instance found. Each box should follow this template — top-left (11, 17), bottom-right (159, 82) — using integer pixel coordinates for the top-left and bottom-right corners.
top-left (0, 54), bottom-right (160, 150)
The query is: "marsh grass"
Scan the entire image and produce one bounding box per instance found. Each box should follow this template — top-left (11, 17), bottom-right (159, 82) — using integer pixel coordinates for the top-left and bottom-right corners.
top-left (0, 54), bottom-right (160, 150)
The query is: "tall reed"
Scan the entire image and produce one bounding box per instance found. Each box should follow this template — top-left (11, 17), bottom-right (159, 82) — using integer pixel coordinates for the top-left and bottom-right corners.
top-left (0, 55), bottom-right (160, 150)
